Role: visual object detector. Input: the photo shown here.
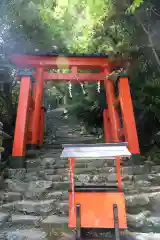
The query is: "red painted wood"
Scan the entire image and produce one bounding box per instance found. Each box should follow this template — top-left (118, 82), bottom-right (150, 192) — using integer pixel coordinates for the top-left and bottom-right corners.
top-left (9, 54), bottom-right (125, 69)
top-left (31, 68), bottom-right (44, 145)
top-left (39, 107), bottom-right (45, 146)
top-left (12, 76), bottom-right (31, 156)
top-left (104, 77), bottom-right (121, 142)
top-left (44, 72), bottom-right (105, 81)
top-left (118, 77), bottom-right (140, 154)
top-left (16, 72), bottom-right (106, 82)
top-left (116, 157), bottom-right (123, 191)
top-left (9, 54), bottom-right (109, 68)
top-left (103, 109), bottom-right (112, 142)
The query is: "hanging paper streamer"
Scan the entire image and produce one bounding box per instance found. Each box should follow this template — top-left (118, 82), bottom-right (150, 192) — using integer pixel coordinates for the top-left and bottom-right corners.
top-left (68, 81), bottom-right (72, 98)
top-left (80, 83), bottom-right (86, 95)
top-left (97, 81), bottom-right (100, 93)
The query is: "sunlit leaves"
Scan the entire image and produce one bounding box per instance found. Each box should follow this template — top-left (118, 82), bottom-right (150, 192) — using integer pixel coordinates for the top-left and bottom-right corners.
top-left (127, 0), bottom-right (144, 13)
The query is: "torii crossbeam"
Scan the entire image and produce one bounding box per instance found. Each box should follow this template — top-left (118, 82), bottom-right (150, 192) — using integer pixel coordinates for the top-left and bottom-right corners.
top-left (8, 53), bottom-right (140, 168)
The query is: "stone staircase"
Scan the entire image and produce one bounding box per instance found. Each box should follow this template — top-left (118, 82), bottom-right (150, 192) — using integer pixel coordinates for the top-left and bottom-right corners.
top-left (0, 109), bottom-right (160, 239)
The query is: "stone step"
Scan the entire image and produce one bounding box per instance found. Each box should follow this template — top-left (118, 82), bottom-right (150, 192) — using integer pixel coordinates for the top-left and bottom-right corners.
top-left (1, 228), bottom-right (159, 240)
top-left (0, 199), bottom-right (68, 216)
top-left (27, 161), bottom-right (87, 169)
top-left (5, 169), bottom-right (160, 194)
top-left (10, 214), bottom-right (41, 226)
top-left (131, 232), bottom-right (160, 240)
top-left (40, 215), bottom-right (69, 237)
top-left (127, 212), bottom-right (160, 233)
top-left (2, 186), bottom-right (160, 214)
top-left (44, 191), bottom-right (68, 200)
top-left (3, 196), bottom-right (160, 230)
top-left (24, 164), bottom-right (153, 175)
top-left (21, 173), bottom-right (158, 185)
top-left (4, 179), bottom-right (54, 198)
top-left (26, 166), bottom-right (100, 174)
top-left (0, 228), bottom-right (47, 239)
top-left (0, 212), bottom-right (9, 227)
top-left (0, 191), bottom-right (22, 202)
top-left (126, 191), bottom-right (160, 214)
top-left (25, 150), bottom-right (41, 158)
top-left (55, 165), bottom-right (149, 175)
top-left (53, 139), bottom-right (96, 145)
top-left (7, 214), bottom-right (68, 233)
top-left (4, 179), bottom-right (120, 193)
top-left (38, 157), bottom-right (142, 167)
top-left (1, 199), bottom-right (56, 215)
top-left (0, 198), bottom-right (144, 217)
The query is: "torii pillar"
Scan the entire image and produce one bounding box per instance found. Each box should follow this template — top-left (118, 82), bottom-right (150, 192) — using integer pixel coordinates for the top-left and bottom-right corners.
top-left (30, 67), bottom-right (44, 149)
top-left (11, 76), bottom-right (32, 168)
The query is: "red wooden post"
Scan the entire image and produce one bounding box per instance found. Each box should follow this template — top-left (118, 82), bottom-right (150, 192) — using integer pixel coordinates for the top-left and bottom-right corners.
top-left (103, 109), bottom-right (112, 143)
top-left (12, 76), bottom-right (31, 168)
top-left (31, 67), bottom-right (44, 148)
top-left (26, 83), bottom-right (36, 148)
top-left (118, 77), bottom-right (140, 154)
top-left (33, 82), bottom-right (37, 97)
top-left (26, 96), bottom-right (34, 145)
top-left (116, 157), bottom-right (123, 191)
top-left (39, 107), bottom-right (45, 146)
top-left (69, 158), bottom-right (75, 224)
top-left (104, 74), bottom-right (121, 142)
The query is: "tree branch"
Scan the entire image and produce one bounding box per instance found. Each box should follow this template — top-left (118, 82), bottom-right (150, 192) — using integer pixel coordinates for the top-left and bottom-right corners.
top-left (136, 15), bottom-right (160, 68)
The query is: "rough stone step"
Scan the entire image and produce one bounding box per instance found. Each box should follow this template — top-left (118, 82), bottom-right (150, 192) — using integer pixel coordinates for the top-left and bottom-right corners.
top-left (29, 186), bottom-right (160, 201)
top-left (26, 167), bottom-right (99, 174)
top-left (41, 214), bottom-right (68, 227)
top-left (26, 159), bottom-right (96, 169)
top-left (55, 138), bottom-right (96, 143)
top-left (25, 150), bottom-right (41, 158)
top-left (5, 175), bottom-right (160, 197)
top-left (0, 228), bottom-right (47, 240)
top-left (130, 232), bottom-right (160, 240)
top-left (127, 212), bottom-right (160, 233)
top-left (10, 214), bottom-right (41, 226)
top-left (4, 188), bottom-right (160, 215)
top-left (8, 162), bottom-right (109, 179)
top-left (4, 179), bottom-right (121, 193)
top-left (4, 197), bottom-right (160, 227)
top-left (0, 198), bottom-right (139, 217)
top-left (44, 191), bottom-right (68, 200)
top-left (0, 191), bottom-right (22, 202)
top-left (4, 179), bottom-right (54, 198)
top-left (1, 199), bottom-right (56, 215)
top-left (126, 191), bottom-right (160, 214)
top-left (25, 164), bottom-right (149, 175)
top-left (7, 170), bottom-right (133, 182)
top-left (125, 186), bottom-right (160, 195)
top-left (54, 165), bottom-right (150, 175)
top-left (15, 173), bottom-right (159, 185)
top-left (0, 212), bottom-right (9, 227)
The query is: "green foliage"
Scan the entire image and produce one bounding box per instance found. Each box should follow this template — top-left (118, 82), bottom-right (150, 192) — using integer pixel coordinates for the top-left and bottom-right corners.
top-left (127, 0), bottom-right (145, 13)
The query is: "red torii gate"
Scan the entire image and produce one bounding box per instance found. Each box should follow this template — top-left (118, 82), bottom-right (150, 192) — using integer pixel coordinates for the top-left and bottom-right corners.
top-left (8, 54), bottom-right (140, 168)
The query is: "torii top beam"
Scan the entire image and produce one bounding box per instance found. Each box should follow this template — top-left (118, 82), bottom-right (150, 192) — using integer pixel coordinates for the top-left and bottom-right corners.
top-left (8, 53), bottom-right (126, 70)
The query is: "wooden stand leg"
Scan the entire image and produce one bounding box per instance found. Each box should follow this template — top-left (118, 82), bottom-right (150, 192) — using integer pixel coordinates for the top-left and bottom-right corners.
top-left (76, 204), bottom-right (81, 240)
top-left (113, 204), bottom-right (120, 240)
